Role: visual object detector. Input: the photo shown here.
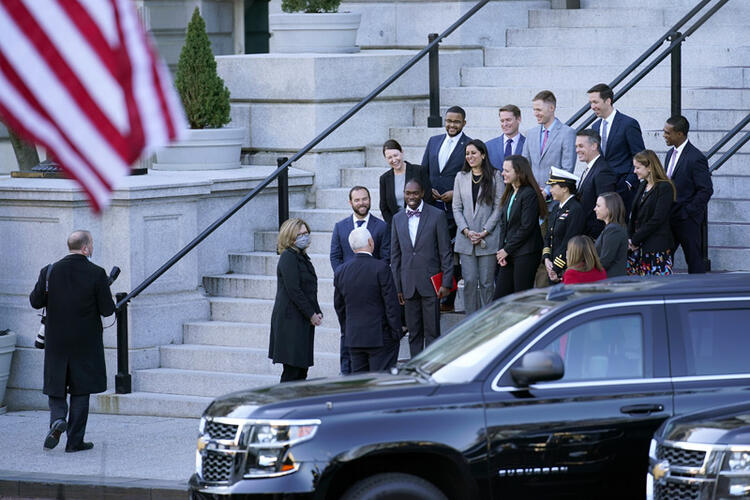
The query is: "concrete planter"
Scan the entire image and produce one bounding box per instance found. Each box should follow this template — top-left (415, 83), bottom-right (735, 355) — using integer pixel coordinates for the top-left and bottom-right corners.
top-left (152, 127), bottom-right (245, 170)
top-left (0, 330), bottom-right (16, 415)
top-left (269, 12), bottom-right (361, 54)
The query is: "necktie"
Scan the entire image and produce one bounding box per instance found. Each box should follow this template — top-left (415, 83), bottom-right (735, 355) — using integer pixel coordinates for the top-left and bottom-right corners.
top-left (667, 148), bottom-right (677, 178)
top-left (580, 165), bottom-right (590, 185)
top-left (356, 220), bottom-right (365, 227)
top-left (406, 209), bottom-right (421, 218)
top-left (601, 121), bottom-right (608, 155)
top-left (540, 129), bottom-right (549, 155)
top-left (504, 138), bottom-right (513, 159)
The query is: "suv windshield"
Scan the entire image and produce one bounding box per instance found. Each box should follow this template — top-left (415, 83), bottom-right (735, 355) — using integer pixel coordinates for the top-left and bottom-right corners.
top-left (401, 296), bottom-right (553, 384)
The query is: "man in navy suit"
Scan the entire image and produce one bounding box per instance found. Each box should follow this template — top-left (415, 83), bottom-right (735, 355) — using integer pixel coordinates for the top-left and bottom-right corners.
top-left (391, 179), bottom-right (453, 357)
top-left (421, 105), bottom-right (470, 311)
top-left (575, 129), bottom-right (616, 239)
top-left (663, 115), bottom-right (713, 274)
top-left (588, 83), bottom-right (645, 214)
top-left (486, 104), bottom-right (526, 170)
top-left (330, 185), bottom-right (390, 373)
top-left (334, 227), bottom-right (402, 373)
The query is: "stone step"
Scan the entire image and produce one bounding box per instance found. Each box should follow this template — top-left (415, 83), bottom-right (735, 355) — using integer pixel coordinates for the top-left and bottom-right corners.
top-left (316, 187), bottom-right (382, 209)
top-left (708, 221), bottom-right (750, 248)
top-left (210, 297), bottom-right (341, 329)
top-left (159, 344), bottom-right (340, 377)
top-left (254, 230), bottom-right (333, 254)
top-left (228, 250), bottom-right (334, 278)
top-left (708, 198), bottom-right (750, 224)
top-left (413, 106), bottom-right (749, 132)
top-left (506, 26), bottom-right (750, 48)
top-left (204, 273), bottom-right (337, 300)
top-left (184, 320), bottom-right (341, 353)
top-left (710, 175), bottom-right (750, 200)
top-left (580, 0), bottom-right (734, 11)
top-left (440, 87), bottom-right (750, 111)
top-left (484, 45), bottom-right (750, 68)
top-left (706, 247), bottom-right (750, 272)
top-left (706, 153), bottom-right (750, 177)
top-left (529, 6), bottom-right (750, 28)
top-left (134, 368), bottom-right (279, 398)
top-left (529, 8), bottom-right (667, 28)
top-left (341, 166), bottom-right (389, 188)
top-left (460, 65), bottom-right (746, 89)
top-left (92, 391), bottom-right (211, 418)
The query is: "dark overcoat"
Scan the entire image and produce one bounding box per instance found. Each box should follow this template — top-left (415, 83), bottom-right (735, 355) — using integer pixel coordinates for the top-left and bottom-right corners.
top-left (269, 247), bottom-right (321, 368)
top-left (29, 254), bottom-right (115, 397)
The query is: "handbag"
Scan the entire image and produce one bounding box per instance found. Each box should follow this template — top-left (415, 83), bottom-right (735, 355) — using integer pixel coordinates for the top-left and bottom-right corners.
top-left (34, 263), bottom-right (53, 349)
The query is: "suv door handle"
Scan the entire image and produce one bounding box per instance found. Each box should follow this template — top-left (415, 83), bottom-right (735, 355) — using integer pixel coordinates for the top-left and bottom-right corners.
top-left (620, 404), bottom-right (664, 415)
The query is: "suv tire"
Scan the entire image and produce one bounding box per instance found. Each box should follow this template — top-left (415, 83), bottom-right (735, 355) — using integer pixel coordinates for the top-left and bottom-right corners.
top-left (341, 472), bottom-right (448, 500)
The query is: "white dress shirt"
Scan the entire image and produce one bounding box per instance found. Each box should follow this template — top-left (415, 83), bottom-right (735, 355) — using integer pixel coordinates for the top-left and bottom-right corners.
top-left (406, 201), bottom-right (424, 246)
top-left (580, 154), bottom-right (600, 186)
top-left (352, 212), bottom-right (370, 228)
top-left (599, 108), bottom-right (617, 152)
top-left (438, 132), bottom-right (463, 172)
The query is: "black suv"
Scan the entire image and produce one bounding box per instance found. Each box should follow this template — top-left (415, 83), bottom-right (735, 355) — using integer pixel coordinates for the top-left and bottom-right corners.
top-left (648, 401), bottom-right (750, 500)
top-left (189, 274), bottom-right (750, 499)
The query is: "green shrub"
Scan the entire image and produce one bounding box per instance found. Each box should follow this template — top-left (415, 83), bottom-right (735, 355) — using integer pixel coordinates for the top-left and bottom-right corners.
top-left (281, 0), bottom-right (340, 14)
top-left (175, 8), bottom-right (231, 129)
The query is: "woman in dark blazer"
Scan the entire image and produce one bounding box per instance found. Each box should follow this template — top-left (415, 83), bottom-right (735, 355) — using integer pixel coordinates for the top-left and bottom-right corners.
top-left (379, 139), bottom-right (431, 227)
top-left (269, 218), bottom-right (322, 382)
top-left (594, 192), bottom-right (628, 277)
top-left (627, 150), bottom-right (676, 276)
top-left (493, 155), bottom-right (548, 299)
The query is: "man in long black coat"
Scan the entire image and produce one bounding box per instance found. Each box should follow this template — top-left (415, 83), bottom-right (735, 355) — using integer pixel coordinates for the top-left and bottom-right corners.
top-left (334, 227), bottom-right (402, 373)
top-left (30, 230), bottom-right (115, 452)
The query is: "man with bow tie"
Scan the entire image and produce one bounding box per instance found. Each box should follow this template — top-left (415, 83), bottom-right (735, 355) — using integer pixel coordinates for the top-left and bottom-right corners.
top-left (391, 179), bottom-right (453, 357)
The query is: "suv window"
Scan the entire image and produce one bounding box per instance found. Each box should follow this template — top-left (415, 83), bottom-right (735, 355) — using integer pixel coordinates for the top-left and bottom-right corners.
top-left (537, 315), bottom-right (645, 381)
top-left (683, 308), bottom-right (750, 376)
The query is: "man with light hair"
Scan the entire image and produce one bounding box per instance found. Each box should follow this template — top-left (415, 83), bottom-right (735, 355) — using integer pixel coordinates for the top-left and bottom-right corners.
top-left (334, 227), bottom-right (402, 373)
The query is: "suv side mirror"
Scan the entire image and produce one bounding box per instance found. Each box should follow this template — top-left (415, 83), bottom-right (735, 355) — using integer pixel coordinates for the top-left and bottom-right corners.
top-left (510, 351), bottom-right (564, 388)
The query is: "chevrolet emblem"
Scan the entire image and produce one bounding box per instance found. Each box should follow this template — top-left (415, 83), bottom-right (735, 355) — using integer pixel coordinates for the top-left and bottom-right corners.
top-left (652, 459), bottom-right (670, 483)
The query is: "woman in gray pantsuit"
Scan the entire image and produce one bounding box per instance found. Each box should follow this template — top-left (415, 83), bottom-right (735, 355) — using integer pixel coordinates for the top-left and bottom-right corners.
top-left (452, 139), bottom-right (503, 314)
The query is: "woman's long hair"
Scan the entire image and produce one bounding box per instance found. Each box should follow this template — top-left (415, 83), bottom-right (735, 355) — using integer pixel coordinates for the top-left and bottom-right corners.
top-left (461, 139), bottom-right (496, 206)
top-left (599, 192), bottom-right (626, 227)
top-left (499, 155), bottom-right (548, 217)
top-left (633, 149), bottom-right (676, 201)
top-left (566, 235), bottom-right (603, 272)
top-left (277, 218), bottom-right (310, 254)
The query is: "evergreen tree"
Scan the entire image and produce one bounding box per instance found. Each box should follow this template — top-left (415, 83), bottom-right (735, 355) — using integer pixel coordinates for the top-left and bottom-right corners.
top-left (175, 8), bottom-right (231, 129)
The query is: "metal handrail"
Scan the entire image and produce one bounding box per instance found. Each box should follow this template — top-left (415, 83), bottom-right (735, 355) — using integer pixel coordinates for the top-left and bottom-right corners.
top-left (116, 0), bottom-right (490, 311)
top-left (566, 0), bottom-right (728, 131)
top-left (708, 112), bottom-right (750, 173)
top-left (112, 0), bottom-right (493, 393)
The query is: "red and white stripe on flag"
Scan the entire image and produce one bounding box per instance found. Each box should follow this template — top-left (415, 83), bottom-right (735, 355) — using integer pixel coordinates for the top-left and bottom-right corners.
top-left (0, 0), bottom-right (186, 212)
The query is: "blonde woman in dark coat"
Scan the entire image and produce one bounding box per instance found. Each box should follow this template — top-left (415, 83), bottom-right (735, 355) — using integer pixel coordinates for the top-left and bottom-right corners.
top-left (269, 218), bottom-right (322, 382)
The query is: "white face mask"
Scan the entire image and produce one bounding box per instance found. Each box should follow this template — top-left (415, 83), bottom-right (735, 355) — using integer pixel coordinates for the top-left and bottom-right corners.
top-left (294, 233), bottom-right (311, 250)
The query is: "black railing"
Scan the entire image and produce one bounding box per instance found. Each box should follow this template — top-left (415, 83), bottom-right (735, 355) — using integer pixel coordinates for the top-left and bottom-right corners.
top-left (112, 0), bottom-right (493, 393)
top-left (565, 0), bottom-right (728, 131)
top-left (707, 113), bottom-right (750, 173)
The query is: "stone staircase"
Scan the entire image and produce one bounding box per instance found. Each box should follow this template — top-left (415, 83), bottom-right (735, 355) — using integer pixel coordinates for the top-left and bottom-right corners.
top-left (94, 0), bottom-right (748, 418)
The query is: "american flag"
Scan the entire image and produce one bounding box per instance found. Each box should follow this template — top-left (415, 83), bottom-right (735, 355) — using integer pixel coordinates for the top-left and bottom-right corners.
top-left (0, 0), bottom-right (186, 212)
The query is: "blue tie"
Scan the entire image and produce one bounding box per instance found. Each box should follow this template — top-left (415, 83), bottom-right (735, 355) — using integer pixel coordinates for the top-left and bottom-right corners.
top-left (601, 121), bottom-right (608, 155)
top-left (356, 220), bottom-right (365, 227)
top-left (504, 138), bottom-right (513, 159)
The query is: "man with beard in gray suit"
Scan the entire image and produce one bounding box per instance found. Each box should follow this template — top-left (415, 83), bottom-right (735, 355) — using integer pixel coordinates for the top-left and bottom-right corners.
top-left (391, 178), bottom-right (453, 357)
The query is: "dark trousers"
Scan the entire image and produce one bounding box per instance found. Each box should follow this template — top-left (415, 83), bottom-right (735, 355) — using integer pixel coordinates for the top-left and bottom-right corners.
top-left (672, 214), bottom-right (706, 273)
top-left (48, 394), bottom-right (89, 448)
top-left (350, 338), bottom-right (399, 373)
top-left (442, 218), bottom-right (460, 308)
top-left (339, 333), bottom-right (352, 375)
top-left (493, 252), bottom-right (541, 300)
top-left (280, 364), bottom-right (308, 383)
top-left (404, 291), bottom-right (440, 358)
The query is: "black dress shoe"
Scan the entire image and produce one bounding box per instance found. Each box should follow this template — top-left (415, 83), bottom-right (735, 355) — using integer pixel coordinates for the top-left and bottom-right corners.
top-left (43, 419), bottom-right (67, 450)
top-left (65, 441), bottom-right (94, 453)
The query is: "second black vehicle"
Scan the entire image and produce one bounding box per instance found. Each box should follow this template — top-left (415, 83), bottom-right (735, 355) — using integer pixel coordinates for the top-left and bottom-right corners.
top-left (190, 274), bottom-right (750, 499)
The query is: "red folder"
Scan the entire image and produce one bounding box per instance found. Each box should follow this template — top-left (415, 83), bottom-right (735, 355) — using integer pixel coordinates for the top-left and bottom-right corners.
top-left (430, 272), bottom-right (458, 296)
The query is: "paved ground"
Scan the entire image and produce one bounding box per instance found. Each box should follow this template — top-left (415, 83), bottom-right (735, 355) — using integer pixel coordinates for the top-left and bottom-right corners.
top-left (0, 410), bottom-right (197, 499)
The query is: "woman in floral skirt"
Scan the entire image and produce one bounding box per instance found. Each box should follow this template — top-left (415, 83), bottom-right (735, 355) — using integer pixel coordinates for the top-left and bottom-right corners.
top-left (627, 150), bottom-right (676, 276)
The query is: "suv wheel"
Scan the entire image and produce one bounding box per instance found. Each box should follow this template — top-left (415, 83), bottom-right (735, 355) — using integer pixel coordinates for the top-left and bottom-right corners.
top-left (341, 472), bottom-right (448, 500)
